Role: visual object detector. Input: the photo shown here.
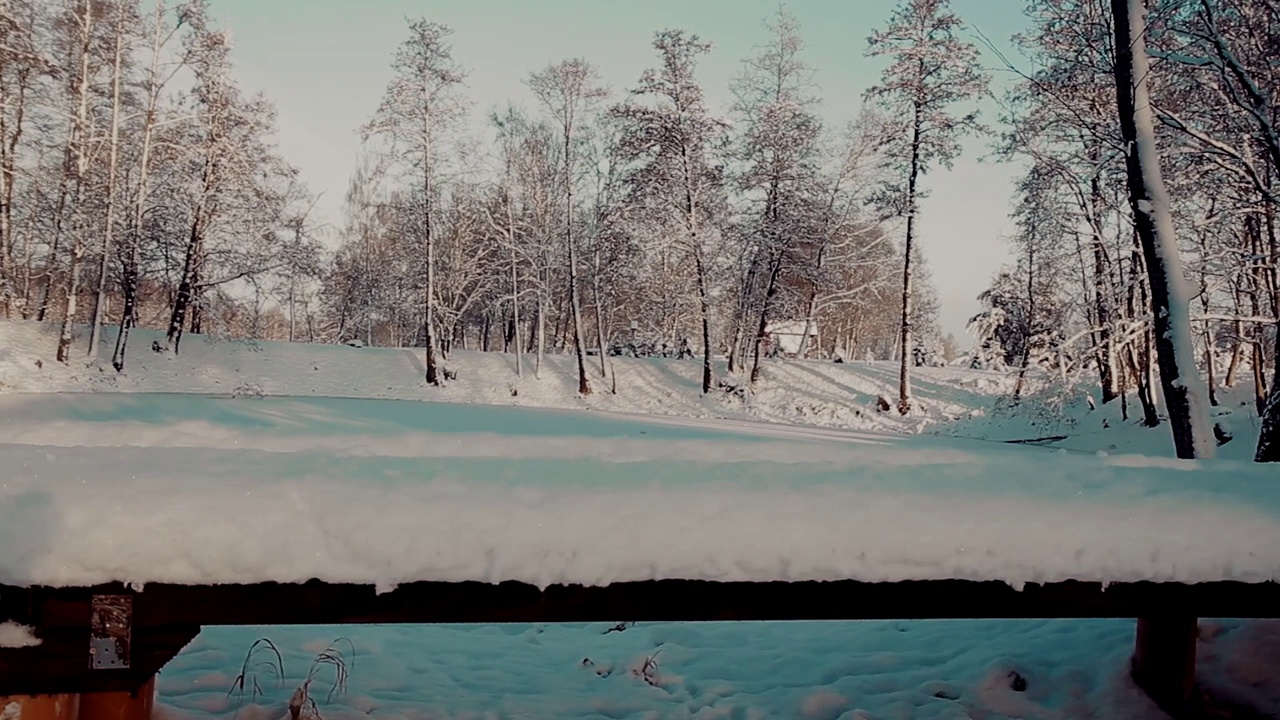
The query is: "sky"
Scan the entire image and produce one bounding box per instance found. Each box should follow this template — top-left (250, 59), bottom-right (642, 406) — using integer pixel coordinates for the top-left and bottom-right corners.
top-left (204, 0), bottom-right (1032, 341)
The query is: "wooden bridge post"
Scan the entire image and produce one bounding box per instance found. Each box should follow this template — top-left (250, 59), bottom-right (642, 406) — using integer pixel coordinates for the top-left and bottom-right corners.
top-left (1133, 616), bottom-right (1197, 716)
top-left (0, 694), bottom-right (80, 720)
top-left (76, 677), bottom-right (155, 720)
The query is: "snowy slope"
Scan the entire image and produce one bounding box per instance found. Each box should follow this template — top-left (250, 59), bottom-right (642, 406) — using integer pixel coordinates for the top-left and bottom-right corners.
top-left (1, 391), bottom-right (1277, 590)
top-left (4, 320), bottom-right (1263, 458)
top-left (0, 321), bottom-right (1008, 434)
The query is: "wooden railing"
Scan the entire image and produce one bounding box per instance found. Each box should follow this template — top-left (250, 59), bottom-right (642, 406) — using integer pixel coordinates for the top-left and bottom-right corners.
top-left (3, 578), bottom-right (1279, 718)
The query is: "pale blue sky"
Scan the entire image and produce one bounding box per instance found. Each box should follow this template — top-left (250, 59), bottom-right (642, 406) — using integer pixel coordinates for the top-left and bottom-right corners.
top-left (206, 0), bottom-right (1030, 340)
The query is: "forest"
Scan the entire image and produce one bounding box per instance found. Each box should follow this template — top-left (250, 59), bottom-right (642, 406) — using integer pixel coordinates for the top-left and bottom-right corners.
top-left (0, 0), bottom-right (1277, 459)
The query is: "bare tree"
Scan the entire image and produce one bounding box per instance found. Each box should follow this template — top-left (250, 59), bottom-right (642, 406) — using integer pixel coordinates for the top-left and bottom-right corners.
top-left (614, 29), bottom-right (725, 393)
top-left (55, 0), bottom-right (97, 363)
top-left (730, 8), bottom-right (823, 386)
top-left (0, 0), bottom-right (48, 318)
top-left (362, 19), bottom-right (468, 386)
top-left (864, 0), bottom-right (989, 413)
top-left (112, 0), bottom-right (192, 370)
top-left (87, 0), bottom-right (135, 359)
top-left (527, 58), bottom-right (607, 396)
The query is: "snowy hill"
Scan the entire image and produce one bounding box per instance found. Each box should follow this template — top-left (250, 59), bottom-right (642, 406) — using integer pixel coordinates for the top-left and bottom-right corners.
top-left (0, 320), bottom-right (1010, 433)
top-left (2, 320), bottom-right (1265, 458)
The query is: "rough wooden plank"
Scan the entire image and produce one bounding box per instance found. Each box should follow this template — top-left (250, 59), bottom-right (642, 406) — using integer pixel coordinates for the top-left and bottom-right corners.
top-left (4, 579), bottom-right (1279, 628)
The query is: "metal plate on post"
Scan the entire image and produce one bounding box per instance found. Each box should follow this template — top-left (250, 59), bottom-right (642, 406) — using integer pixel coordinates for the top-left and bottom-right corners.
top-left (90, 595), bottom-right (132, 670)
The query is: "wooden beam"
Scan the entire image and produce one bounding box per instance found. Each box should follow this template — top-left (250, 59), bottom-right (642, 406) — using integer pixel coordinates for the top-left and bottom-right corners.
top-left (5, 579), bottom-right (1279, 629)
top-left (0, 695), bottom-right (79, 720)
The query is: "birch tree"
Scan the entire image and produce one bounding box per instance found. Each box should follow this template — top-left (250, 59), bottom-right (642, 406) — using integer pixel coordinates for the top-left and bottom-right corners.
top-left (112, 0), bottom-right (192, 370)
top-left (0, 0), bottom-right (48, 318)
top-left (161, 13), bottom-right (300, 353)
top-left (1161, 0), bottom-right (1280, 461)
top-left (864, 0), bottom-right (989, 413)
top-left (54, 0), bottom-right (97, 363)
top-left (87, 0), bottom-right (136, 358)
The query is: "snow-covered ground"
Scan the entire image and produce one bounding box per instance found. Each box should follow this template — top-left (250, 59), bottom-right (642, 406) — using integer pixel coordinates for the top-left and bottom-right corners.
top-left (150, 618), bottom-right (1280, 720)
top-left (0, 321), bottom-right (1006, 434)
top-left (2, 388), bottom-right (1280, 590)
top-left (2, 321), bottom-right (1278, 719)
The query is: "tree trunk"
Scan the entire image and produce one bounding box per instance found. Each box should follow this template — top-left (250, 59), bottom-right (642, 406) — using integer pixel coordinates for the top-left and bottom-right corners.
top-left (592, 248), bottom-right (609, 382)
top-left (1128, 343), bottom-right (1161, 428)
top-left (111, 241), bottom-right (138, 372)
top-left (564, 126), bottom-right (590, 396)
top-left (1088, 151), bottom-right (1118, 404)
top-left (749, 250), bottom-right (785, 385)
top-left (56, 0), bottom-right (96, 364)
top-left (695, 249), bottom-right (713, 393)
top-left (1014, 230), bottom-right (1037, 400)
top-left (510, 224), bottom-right (523, 378)
top-left (536, 291), bottom-right (545, 378)
top-left (728, 252), bottom-right (760, 375)
top-left (896, 98), bottom-right (924, 415)
top-left (423, 178), bottom-right (439, 386)
top-left (165, 214), bottom-right (203, 354)
top-left (36, 177), bottom-right (69, 324)
top-left (89, 7), bottom-right (127, 360)
top-left (501, 210), bottom-right (517, 376)
top-left (0, 66), bottom-right (30, 318)
top-left (1110, 0), bottom-right (1214, 460)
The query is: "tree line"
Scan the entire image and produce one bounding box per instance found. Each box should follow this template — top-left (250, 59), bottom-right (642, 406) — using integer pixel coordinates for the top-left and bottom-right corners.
top-left (328, 5), bottom-right (977, 399)
top-left (0, 0), bottom-right (320, 370)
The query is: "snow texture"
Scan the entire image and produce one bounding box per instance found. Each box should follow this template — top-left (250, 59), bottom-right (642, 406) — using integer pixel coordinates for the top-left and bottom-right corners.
top-left (0, 321), bottom-right (1003, 435)
top-left (0, 321), bottom-right (1276, 590)
top-left (0, 620), bottom-right (40, 648)
top-left (0, 388), bottom-right (1277, 590)
top-left (150, 619), bottom-right (1280, 719)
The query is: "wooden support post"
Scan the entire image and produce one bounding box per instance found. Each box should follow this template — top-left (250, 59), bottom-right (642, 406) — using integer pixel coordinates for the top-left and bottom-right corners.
top-left (0, 694), bottom-right (80, 720)
top-left (1133, 616), bottom-right (1197, 717)
top-left (77, 676), bottom-right (154, 720)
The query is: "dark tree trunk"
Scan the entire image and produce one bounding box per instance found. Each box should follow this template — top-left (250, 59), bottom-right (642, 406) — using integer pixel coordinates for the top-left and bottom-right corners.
top-left (111, 238), bottom-right (138, 372)
top-left (165, 217), bottom-right (202, 354)
top-left (749, 249), bottom-right (785, 385)
top-left (1111, 0), bottom-right (1211, 460)
top-left (1088, 151), bottom-right (1118, 404)
top-left (695, 250), bottom-right (713, 393)
top-left (896, 98), bottom-right (924, 415)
